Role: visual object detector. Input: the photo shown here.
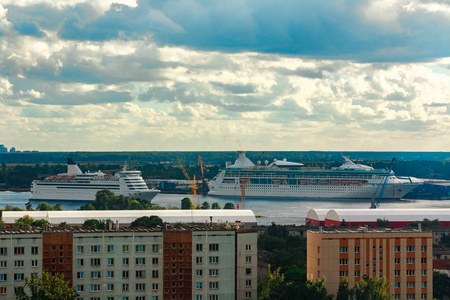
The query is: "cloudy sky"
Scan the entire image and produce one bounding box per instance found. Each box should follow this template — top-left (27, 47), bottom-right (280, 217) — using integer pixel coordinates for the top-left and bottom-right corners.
top-left (1, 0), bottom-right (450, 151)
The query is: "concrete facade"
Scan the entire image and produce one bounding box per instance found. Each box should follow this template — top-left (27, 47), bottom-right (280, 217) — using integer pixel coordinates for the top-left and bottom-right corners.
top-left (307, 228), bottom-right (433, 300)
top-left (0, 225), bottom-right (257, 300)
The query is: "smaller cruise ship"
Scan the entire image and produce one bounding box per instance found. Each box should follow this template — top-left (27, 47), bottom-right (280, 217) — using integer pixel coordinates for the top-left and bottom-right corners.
top-left (30, 159), bottom-right (160, 202)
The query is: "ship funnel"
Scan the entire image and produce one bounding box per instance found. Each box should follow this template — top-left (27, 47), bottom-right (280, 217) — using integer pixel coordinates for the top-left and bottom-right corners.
top-left (66, 159), bottom-right (83, 175)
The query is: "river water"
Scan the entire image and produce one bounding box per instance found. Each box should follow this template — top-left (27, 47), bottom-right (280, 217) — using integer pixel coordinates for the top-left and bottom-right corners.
top-left (1, 191), bottom-right (450, 225)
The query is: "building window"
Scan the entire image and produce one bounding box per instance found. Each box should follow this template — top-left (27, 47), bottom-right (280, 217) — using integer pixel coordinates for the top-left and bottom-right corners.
top-left (108, 271), bottom-right (114, 278)
top-left (209, 282), bottom-right (219, 289)
top-left (0, 287), bottom-right (6, 294)
top-left (395, 282), bottom-right (400, 288)
top-left (31, 260), bottom-right (38, 267)
top-left (122, 284), bottom-right (129, 291)
top-left (123, 258), bottom-right (129, 265)
top-left (209, 269), bottom-right (219, 276)
top-left (123, 271), bottom-right (129, 279)
top-left (77, 272), bottom-right (84, 279)
top-left (196, 269), bottom-right (203, 276)
top-left (355, 271), bottom-right (360, 277)
top-left (406, 294), bottom-right (415, 299)
top-left (135, 283), bottom-right (146, 291)
top-left (152, 245), bottom-right (159, 253)
top-left (421, 293), bottom-right (427, 299)
top-left (123, 245), bottom-right (129, 252)
top-left (107, 245), bottom-right (114, 253)
top-left (136, 258), bottom-right (146, 265)
top-left (355, 259), bottom-right (360, 265)
top-left (108, 258), bottom-right (114, 266)
top-left (209, 295), bottom-right (219, 300)
top-left (395, 258), bottom-right (400, 264)
top-left (31, 247), bottom-right (38, 255)
top-left (339, 247), bottom-right (348, 253)
top-left (406, 282), bottom-right (415, 288)
top-left (91, 271), bottom-right (101, 279)
top-left (245, 244), bottom-right (252, 251)
top-left (14, 260), bottom-right (24, 268)
top-left (14, 273), bottom-right (24, 281)
top-left (406, 270), bottom-right (415, 276)
top-left (354, 246), bottom-right (360, 253)
top-left (152, 258), bottom-right (158, 265)
top-left (395, 295), bottom-right (400, 300)
top-left (421, 282), bottom-right (427, 288)
top-left (421, 258), bottom-right (427, 264)
top-left (77, 246), bottom-right (84, 253)
top-left (421, 246), bottom-right (427, 252)
top-left (91, 246), bottom-right (101, 253)
top-left (152, 270), bottom-right (159, 278)
top-left (245, 256), bottom-right (252, 263)
top-left (421, 270), bottom-right (427, 276)
top-left (107, 284), bottom-right (114, 291)
top-left (209, 257), bottom-right (219, 264)
top-left (406, 246), bottom-right (415, 252)
top-left (394, 246), bottom-right (400, 252)
top-left (152, 283), bottom-right (158, 291)
top-left (0, 274), bottom-right (7, 281)
top-left (406, 258), bottom-right (415, 264)
top-left (136, 271), bottom-right (145, 278)
top-left (0, 261), bottom-right (6, 268)
top-left (91, 259), bottom-right (101, 266)
top-left (90, 284), bottom-right (100, 292)
top-left (0, 248), bottom-right (7, 255)
top-left (395, 270), bottom-right (400, 276)
top-left (196, 244), bottom-right (203, 252)
top-left (245, 292), bottom-right (251, 298)
top-left (196, 257), bottom-right (203, 264)
top-left (209, 244), bottom-right (219, 251)
top-left (14, 247), bottom-right (24, 255)
top-left (245, 280), bottom-right (251, 287)
top-left (246, 268), bottom-right (252, 275)
top-left (339, 259), bottom-right (348, 265)
top-left (196, 282), bottom-right (203, 289)
top-left (77, 259), bottom-right (84, 266)
top-left (136, 245), bottom-right (145, 252)
top-left (339, 271), bottom-right (348, 277)
top-left (77, 285), bottom-right (83, 292)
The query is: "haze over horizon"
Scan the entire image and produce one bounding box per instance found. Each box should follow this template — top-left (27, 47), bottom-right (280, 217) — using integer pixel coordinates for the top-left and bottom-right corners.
top-left (1, 0), bottom-right (450, 152)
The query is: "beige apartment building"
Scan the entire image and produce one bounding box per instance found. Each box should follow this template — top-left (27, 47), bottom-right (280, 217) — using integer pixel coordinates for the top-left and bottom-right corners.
top-left (307, 227), bottom-right (433, 300)
top-left (0, 224), bottom-right (257, 300)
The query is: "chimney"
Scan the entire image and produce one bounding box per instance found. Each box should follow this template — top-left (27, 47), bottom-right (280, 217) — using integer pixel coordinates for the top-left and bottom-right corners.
top-left (210, 216), bottom-right (213, 226)
top-left (115, 220), bottom-right (119, 231)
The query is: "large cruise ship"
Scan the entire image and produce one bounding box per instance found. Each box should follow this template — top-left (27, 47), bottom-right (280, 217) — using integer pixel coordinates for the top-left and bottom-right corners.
top-left (208, 152), bottom-right (423, 200)
top-left (30, 159), bottom-right (160, 202)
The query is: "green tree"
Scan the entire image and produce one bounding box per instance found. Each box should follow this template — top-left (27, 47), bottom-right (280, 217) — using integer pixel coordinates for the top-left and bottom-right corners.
top-left (440, 235), bottom-right (450, 247)
top-left (0, 218), bottom-right (5, 228)
top-left (181, 197), bottom-right (193, 209)
top-left (130, 216), bottom-right (164, 228)
top-left (305, 277), bottom-right (332, 300)
top-left (211, 202), bottom-right (221, 209)
top-left (82, 219), bottom-right (110, 230)
top-left (258, 265), bottom-right (287, 300)
top-left (201, 201), bottom-right (210, 209)
top-left (377, 218), bottom-right (389, 227)
top-left (14, 215), bottom-right (35, 227)
top-left (25, 201), bottom-right (33, 211)
top-left (53, 203), bottom-right (62, 211)
top-left (31, 219), bottom-right (50, 227)
top-left (14, 272), bottom-right (78, 300)
top-left (223, 202), bottom-right (235, 209)
top-left (336, 278), bottom-right (354, 300)
top-left (433, 271), bottom-right (450, 300)
top-left (352, 275), bottom-right (391, 300)
top-left (36, 202), bottom-right (54, 211)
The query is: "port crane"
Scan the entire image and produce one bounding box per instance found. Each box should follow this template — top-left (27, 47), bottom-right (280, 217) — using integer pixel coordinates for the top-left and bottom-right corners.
top-left (239, 152), bottom-right (265, 210)
top-left (370, 157), bottom-right (396, 209)
top-left (198, 153), bottom-right (209, 195)
top-left (177, 158), bottom-right (197, 208)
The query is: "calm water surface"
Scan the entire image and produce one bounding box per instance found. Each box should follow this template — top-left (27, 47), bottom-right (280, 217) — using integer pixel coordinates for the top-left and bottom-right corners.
top-left (1, 191), bottom-right (450, 226)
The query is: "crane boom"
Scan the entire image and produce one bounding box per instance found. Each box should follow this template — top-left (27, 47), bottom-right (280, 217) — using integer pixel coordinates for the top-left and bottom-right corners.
top-left (177, 158), bottom-right (197, 207)
top-left (370, 157), bottom-right (396, 209)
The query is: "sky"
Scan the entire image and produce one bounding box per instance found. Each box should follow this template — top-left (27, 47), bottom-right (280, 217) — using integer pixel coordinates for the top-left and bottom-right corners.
top-left (0, 0), bottom-right (450, 152)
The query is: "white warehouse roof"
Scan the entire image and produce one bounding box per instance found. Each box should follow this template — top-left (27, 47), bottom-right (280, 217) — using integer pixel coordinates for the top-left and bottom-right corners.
top-left (2, 210), bottom-right (257, 226)
top-left (305, 209), bottom-right (330, 223)
top-left (325, 208), bottom-right (450, 223)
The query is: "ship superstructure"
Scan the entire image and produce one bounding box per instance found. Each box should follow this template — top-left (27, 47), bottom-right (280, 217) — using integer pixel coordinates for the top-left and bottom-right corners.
top-left (30, 159), bottom-right (159, 202)
top-left (208, 152), bottom-right (423, 199)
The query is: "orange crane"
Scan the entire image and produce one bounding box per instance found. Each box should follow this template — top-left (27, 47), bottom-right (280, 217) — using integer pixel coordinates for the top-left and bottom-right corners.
top-left (177, 158), bottom-right (197, 207)
top-left (239, 152), bottom-right (264, 210)
top-left (198, 153), bottom-right (209, 194)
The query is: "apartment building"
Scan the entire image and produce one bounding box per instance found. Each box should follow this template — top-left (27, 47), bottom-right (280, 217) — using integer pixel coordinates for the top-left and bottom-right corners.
top-left (307, 227), bottom-right (433, 300)
top-left (0, 225), bottom-right (257, 300)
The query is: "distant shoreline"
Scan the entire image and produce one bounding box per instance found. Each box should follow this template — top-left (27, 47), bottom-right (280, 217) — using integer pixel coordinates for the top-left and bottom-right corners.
top-left (0, 188), bottom-right (30, 192)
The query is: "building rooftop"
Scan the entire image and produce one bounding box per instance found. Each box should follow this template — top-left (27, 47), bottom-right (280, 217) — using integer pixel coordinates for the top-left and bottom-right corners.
top-left (308, 226), bottom-right (430, 234)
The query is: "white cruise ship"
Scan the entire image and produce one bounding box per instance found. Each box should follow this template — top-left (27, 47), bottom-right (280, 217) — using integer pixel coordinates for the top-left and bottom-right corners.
top-left (30, 159), bottom-right (160, 202)
top-left (208, 152), bottom-right (423, 200)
